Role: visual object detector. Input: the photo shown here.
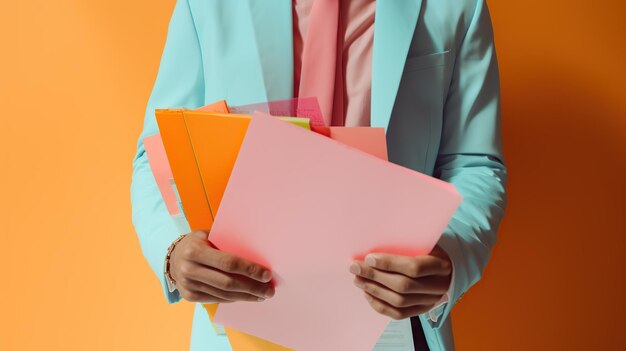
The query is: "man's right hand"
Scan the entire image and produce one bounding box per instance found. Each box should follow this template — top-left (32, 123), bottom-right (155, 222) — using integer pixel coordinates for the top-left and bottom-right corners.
top-left (169, 230), bottom-right (275, 304)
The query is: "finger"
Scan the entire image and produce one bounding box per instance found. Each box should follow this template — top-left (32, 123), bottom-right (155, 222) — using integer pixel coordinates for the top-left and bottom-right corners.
top-left (350, 261), bottom-right (449, 294)
top-left (177, 286), bottom-right (231, 304)
top-left (184, 263), bottom-right (275, 299)
top-left (186, 241), bottom-right (273, 283)
top-left (354, 276), bottom-right (443, 308)
top-left (363, 293), bottom-right (433, 320)
top-left (189, 229), bottom-right (211, 240)
top-left (184, 278), bottom-right (265, 302)
top-left (364, 253), bottom-right (452, 278)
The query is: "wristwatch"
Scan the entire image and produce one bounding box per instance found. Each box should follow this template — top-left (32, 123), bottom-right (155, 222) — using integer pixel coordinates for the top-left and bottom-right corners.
top-left (164, 234), bottom-right (186, 293)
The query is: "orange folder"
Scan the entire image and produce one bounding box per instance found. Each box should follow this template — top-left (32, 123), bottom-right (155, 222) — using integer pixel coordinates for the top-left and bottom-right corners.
top-left (156, 109), bottom-right (214, 229)
top-left (155, 100), bottom-right (231, 230)
top-left (179, 112), bottom-right (252, 217)
top-left (157, 106), bottom-right (305, 351)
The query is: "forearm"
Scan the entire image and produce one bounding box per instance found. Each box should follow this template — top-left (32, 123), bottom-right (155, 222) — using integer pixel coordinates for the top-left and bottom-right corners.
top-left (424, 153), bottom-right (507, 328)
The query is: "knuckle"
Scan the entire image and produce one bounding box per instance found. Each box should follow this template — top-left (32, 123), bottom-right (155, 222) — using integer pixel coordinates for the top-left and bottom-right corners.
top-left (363, 283), bottom-right (377, 295)
top-left (409, 262), bottom-right (422, 277)
top-left (222, 277), bottom-right (237, 291)
top-left (192, 230), bottom-right (207, 237)
top-left (414, 281), bottom-right (428, 294)
top-left (181, 244), bottom-right (197, 259)
top-left (363, 268), bottom-right (375, 280)
top-left (412, 262), bottom-right (424, 277)
top-left (178, 263), bottom-right (193, 277)
top-left (395, 278), bottom-right (412, 293)
top-left (212, 277), bottom-right (227, 290)
top-left (394, 295), bottom-right (408, 308)
top-left (218, 256), bottom-right (238, 272)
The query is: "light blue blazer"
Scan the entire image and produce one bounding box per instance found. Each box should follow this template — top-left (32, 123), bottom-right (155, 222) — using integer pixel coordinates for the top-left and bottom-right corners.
top-left (131, 0), bottom-right (508, 350)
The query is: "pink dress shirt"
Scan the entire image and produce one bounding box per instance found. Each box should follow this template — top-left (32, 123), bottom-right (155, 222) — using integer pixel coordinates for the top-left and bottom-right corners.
top-left (292, 0), bottom-right (376, 127)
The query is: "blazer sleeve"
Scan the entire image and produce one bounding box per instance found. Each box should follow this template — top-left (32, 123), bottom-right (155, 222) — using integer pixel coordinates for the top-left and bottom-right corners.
top-left (422, 0), bottom-right (508, 329)
top-left (130, 0), bottom-right (204, 304)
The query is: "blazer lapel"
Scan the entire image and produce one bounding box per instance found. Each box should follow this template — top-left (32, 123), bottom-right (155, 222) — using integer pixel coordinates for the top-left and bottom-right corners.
top-left (371, 0), bottom-right (422, 131)
top-left (246, 0), bottom-right (294, 102)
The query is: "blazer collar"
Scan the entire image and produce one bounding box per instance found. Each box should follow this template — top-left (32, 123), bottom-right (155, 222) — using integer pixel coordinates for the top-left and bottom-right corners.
top-left (245, 0), bottom-right (422, 131)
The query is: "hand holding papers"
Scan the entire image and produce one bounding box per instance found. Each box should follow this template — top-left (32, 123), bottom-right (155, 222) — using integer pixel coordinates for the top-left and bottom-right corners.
top-left (149, 99), bottom-right (462, 351)
top-left (209, 112), bottom-right (462, 351)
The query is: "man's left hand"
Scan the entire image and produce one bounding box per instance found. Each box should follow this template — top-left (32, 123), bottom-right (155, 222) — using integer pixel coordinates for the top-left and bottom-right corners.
top-left (349, 245), bottom-right (453, 320)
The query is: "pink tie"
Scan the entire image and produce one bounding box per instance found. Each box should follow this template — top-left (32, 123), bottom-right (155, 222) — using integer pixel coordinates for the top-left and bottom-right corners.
top-left (298, 0), bottom-right (344, 126)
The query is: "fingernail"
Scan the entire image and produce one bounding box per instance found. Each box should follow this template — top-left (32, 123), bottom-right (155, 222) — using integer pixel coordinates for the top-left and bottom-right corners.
top-left (261, 270), bottom-right (272, 282)
top-left (257, 297), bottom-right (265, 302)
top-left (353, 280), bottom-right (364, 289)
top-left (349, 262), bottom-right (360, 274)
top-left (364, 293), bottom-right (373, 302)
top-left (365, 255), bottom-right (377, 267)
top-left (264, 288), bottom-right (275, 299)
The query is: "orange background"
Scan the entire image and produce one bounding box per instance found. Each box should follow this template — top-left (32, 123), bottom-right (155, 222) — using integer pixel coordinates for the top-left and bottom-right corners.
top-left (1, 0), bottom-right (624, 350)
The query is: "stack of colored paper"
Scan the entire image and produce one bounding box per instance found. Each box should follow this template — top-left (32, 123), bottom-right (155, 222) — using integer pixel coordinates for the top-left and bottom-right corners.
top-left (143, 99), bottom-right (462, 351)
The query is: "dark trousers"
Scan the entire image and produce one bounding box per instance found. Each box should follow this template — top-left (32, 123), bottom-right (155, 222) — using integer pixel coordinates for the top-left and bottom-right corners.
top-left (410, 316), bottom-right (430, 351)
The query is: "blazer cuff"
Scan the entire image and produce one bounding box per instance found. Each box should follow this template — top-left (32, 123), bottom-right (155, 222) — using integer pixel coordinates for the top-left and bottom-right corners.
top-left (163, 272), bottom-right (183, 304)
top-left (426, 271), bottom-right (454, 323)
top-left (153, 224), bottom-right (185, 304)
top-left (422, 225), bottom-right (469, 329)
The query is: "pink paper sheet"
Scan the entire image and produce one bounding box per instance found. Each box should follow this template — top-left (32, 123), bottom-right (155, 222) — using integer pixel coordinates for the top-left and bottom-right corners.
top-left (329, 127), bottom-right (388, 161)
top-left (143, 134), bottom-right (180, 216)
top-left (210, 113), bottom-right (462, 351)
top-left (230, 97), bottom-right (325, 127)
